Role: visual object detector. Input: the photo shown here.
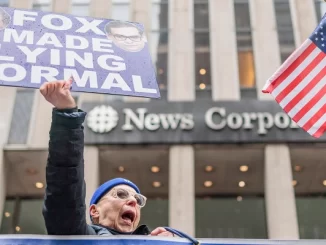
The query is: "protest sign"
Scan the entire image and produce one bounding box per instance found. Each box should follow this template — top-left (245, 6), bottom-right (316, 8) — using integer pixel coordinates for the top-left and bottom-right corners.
top-left (0, 7), bottom-right (160, 99)
top-left (0, 235), bottom-right (317, 245)
top-left (0, 235), bottom-right (323, 245)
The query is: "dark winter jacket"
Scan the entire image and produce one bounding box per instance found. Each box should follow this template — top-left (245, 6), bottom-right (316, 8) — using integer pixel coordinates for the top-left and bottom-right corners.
top-left (42, 108), bottom-right (150, 236)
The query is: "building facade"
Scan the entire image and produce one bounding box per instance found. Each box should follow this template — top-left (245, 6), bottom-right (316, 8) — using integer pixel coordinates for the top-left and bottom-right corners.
top-left (0, 0), bottom-right (326, 239)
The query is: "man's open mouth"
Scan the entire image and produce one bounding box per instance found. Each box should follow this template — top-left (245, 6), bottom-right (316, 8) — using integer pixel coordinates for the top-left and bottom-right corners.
top-left (121, 211), bottom-right (135, 224)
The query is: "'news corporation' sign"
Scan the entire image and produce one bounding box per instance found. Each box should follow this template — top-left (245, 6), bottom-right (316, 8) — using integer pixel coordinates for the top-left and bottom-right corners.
top-left (82, 101), bottom-right (326, 144)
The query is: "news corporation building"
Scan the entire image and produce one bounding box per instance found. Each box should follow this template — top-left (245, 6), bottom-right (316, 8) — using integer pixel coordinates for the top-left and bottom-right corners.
top-left (1, 0), bottom-right (326, 240)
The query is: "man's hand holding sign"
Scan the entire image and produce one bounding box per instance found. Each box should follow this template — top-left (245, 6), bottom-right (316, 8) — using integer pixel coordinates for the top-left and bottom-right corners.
top-left (0, 7), bottom-right (160, 98)
top-left (40, 77), bottom-right (76, 109)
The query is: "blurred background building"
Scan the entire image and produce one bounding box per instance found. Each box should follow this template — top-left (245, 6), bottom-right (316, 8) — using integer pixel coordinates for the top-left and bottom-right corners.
top-left (0, 0), bottom-right (326, 240)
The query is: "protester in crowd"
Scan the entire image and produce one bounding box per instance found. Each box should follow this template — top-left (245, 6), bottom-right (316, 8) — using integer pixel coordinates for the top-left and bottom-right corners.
top-left (40, 78), bottom-right (173, 237)
top-left (104, 20), bottom-right (146, 52)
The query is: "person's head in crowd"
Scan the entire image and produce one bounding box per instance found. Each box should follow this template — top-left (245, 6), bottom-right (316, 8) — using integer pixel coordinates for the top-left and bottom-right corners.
top-left (105, 20), bottom-right (146, 52)
top-left (89, 178), bottom-right (146, 233)
top-left (0, 8), bottom-right (10, 30)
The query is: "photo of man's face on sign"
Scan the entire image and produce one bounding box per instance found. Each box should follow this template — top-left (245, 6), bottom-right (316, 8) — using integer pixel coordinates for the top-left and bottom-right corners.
top-left (0, 7), bottom-right (10, 30)
top-left (105, 20), bottom-right (146, 52)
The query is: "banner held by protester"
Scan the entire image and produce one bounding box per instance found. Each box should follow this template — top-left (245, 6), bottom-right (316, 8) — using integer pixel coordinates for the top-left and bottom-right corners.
top-left (0, 235), bottom-right (321, 245)
top-left (0, 7), bottom-right (160, 99)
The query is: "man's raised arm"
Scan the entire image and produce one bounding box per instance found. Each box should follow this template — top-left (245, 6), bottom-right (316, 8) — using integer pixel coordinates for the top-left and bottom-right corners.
top-left (41, 79), bottom-right (93, 235)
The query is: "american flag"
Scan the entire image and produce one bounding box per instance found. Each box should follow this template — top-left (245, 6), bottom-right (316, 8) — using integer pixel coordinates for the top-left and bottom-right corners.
top-left (262, 15), bottom-right (326, 138)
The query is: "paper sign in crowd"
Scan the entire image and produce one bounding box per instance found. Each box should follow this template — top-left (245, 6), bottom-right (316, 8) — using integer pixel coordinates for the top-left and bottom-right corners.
top-left (0, 7), bottom-right (160, 99)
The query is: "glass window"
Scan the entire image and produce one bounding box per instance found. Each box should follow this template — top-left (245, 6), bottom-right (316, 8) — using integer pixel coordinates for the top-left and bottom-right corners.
top-left (112, 0), bottom-right (130, 21)
top-left (71, 0), bottom-right (90, 17)
top-left (194, 0), bottom-right (211, 93)
top-left (234, 0), bottom-right (257, 99)
top-left (238, 51), bottom-right (255, 88)
top-left (8, 90), bottom-right (35, 145)
top-left (141, 199), bottom-right (169, 230)
top-left (32, 4), bottom-right (51, 11)
top-left (195, 32), bottom-right (209, 47)
top-left (71, 5), bottom-right (90, 17)
top-left (0, 0), bottom-right (8, 7)
top-left (296, 197), bottom-right (326, 239)
top-left (150, 42), bottom-right (168, 91)
top-left (1, 198), bottom-right (46, 235)
top-left (152, 0), bottom-right (168, 31)
top-left (195, 47), bottom-right (211, 90)
top-left (0, 200), bottom-right (15, 234)
top-left (17, 200), bottom-right (47, 234)
top-left (290, 146), bottom-right (326, 239)
top-left (151, 0), bottom-right (168, 96)
top-left (194, 0), bottom-right (209, 29)
top-left (314, 0), bottom-right (326, 22)
top-left (32, 0), bottom-right (51, 11)
top-left (195, 146), bottom-right (267, 238)
top-left (112, 4), bottom-right (129, 21)
top-left (274, 0), bottom-right (296, 63)
top-left (234, 0), bottom-right (251, 30)
top-left (196, 197), bottom-right (267, 238)
top-left (32, 0), bottom-right (50, 3)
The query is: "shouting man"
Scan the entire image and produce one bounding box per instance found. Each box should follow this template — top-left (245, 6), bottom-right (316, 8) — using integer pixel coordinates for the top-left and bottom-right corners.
top-left (40, 78), bottom-right (173, 237)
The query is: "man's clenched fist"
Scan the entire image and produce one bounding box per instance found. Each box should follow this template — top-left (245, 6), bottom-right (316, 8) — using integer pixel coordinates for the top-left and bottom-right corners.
top-left (40, 78), bottom-right (76, 110)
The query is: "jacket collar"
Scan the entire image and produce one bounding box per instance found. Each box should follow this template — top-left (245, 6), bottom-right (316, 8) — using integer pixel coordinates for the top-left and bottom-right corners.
top-left (91, 224), bottom-right (150, 236)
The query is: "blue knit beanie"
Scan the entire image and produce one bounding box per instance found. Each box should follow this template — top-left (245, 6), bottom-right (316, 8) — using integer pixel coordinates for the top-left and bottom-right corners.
top-left (90, 178), bottom-right (140, 206)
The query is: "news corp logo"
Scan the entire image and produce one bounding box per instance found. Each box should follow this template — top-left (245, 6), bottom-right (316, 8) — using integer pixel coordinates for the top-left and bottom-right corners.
top-left (87, 105), bottom-right (194, 133)
top-left (87, 105), bottom-right (119, 133)
top-left (86, 105), bottom-right (299, 135)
